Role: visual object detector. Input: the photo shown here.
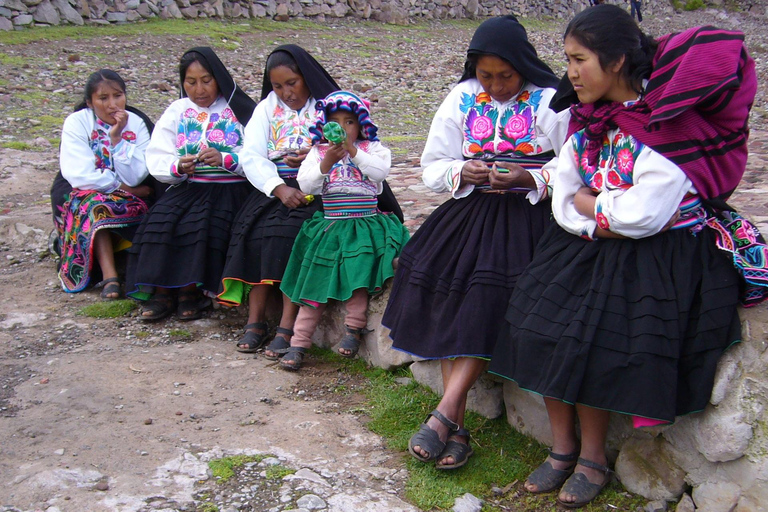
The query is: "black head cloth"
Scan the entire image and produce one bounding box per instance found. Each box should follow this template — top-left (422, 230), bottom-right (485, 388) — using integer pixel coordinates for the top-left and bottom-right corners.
top-left (459, 15), bottom-right (559, 89)
top-left (181, 46), bottom-right (257, 125)
top-left (260, 44), bottom-right (340, 101)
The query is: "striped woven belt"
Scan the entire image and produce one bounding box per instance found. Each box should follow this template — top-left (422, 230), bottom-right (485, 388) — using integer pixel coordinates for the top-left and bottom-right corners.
top-left (671, 195), bottom-right (706, 230)
top-left (188, 167), bottom-right (247, 184)
top-left (275, 158), bottom-right (297, 179)
top-left (322, 193), bottom-right (379, 219)
top-left (473, 152), bottom-right (555, 193)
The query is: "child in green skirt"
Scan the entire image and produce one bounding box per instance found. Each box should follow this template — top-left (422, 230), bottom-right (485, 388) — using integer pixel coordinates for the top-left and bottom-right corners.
top-left (278, 91), bottom-right (410, 371)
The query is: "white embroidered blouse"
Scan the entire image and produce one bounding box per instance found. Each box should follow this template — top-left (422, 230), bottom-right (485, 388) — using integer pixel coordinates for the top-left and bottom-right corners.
top-left (421, 79), bottom-right (570, 203)
top-left (60, 108), bottom-right (150, 193)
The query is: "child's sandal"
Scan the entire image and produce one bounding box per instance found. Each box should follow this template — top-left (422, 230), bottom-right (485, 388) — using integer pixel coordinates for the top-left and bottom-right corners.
top-left (264, 327), bottom-right (293, 360)
top-left (337, 325), bottom-right (370, 358)
top-left (279, 346), bottom-right (307, 371)
top-left (236, 322), bottom-right (268, 353)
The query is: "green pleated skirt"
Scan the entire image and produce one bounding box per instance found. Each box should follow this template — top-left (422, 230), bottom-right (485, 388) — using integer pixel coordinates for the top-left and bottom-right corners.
top-left (280, 211), bottom-right (410, 306)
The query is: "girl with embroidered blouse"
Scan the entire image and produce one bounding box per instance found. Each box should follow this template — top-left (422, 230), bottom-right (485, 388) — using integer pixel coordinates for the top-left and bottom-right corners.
top-left (55, 69), bottom-right (152, 300)
top-left (218, 46), bottom-right (404, 358)
top-left (125, 47), bottom-right (256, 321)
top-left (489, 5), bottom-right (764, 508)
top-left (276, 91), bottom-right (410, 371)
top-left (382, 15), bottom-right (570, 471)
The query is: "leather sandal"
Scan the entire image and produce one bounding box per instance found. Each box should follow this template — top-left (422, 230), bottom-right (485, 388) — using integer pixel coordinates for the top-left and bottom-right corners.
top-left (407, 409), bottom-right (459, 463)
top-left (279, 346), bottom-right (307, 371)
top-left (337, 325), bottom-right (370, 358)
top-left (556, 458), bottom-right (613, 509)
top-left (525, 449), bottom-right (580, 494)
top-left (176, 290), bottom-right (211, 321)
top-left (436, 427), bottom-right (473, 470)
top-left (264, 327), bottom-right (293, 360)
top-left (97, 277), bottom-right (123, 300)
top-left (236, 322), bottom-right (268, 353)
top-left (139, 293), bottom-right (175, 321)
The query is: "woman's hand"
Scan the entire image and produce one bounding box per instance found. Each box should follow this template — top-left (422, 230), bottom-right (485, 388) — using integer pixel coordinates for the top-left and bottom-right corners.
top-left (178, 155), bottom-right (198, 175)
top-left (120, 184), bottom-right (152, 198)
top-left (320, 143), bottom-right (347, 174)
top-left (574, 187), bottom-right (598, 218)
top-left (197, 147), bottom-right (223, 167)
top-left (273, 184), bottom-right (309, 209)
top-left (661, 209), bottom-right (681, 232)
top-left (108, 110), bottom-right (129, 147)
top-left (460, 160), bottom-right (491, 187)
top-left (283, 147), bottom-right (310, 168)
top-left (489, 162), bottom-right (535, 190)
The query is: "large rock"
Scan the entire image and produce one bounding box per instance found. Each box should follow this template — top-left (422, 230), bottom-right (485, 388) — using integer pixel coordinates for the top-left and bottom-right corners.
top-left (0, 16), bottom-right (12, 29)
top-left (692, 409), bottom-right (752, 463)
top-left (52, 0), bottom-right (83, 24)
top-left (311, 288), bottom-right (414, 371)
top-left (159, 1), bottom-right (181, 18)
top-left (12, 13), bottom-right (33, 24)
top-left (105, 10), bottom-right (127, 21)
top-left (1, 0), bottom-right (27, 9)
top-left (615, 437), bottom-right (687, 501)
top-left (691, 481), bottom-right (740, 512)
top-left (409, 360), bottom-right (503, 419)
top-left (501, 380), bottom-right (552, 445)
top-left (329, 1), bottom-right (347, 17)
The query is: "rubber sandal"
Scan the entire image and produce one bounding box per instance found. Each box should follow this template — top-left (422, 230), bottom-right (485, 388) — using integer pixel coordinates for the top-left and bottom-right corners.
top-left (337, 325), bottom-right (370, 358)
top-left (525, 448), bottom-right (580, 494)
top-left (176, 290), bottom-right (211, 321)
top-left (407, 409), bottom-right (459, 462)
top-left (97, 277), bottom-right (123, 300)
top-left (264, 327), bottom-right (293, 361)
top-left (436, 427), bottom-right (473, 470)
top-left (279, 346), bottom-right (307, 371)
top-left (556, 458), bottom-right (613, 509)
top-left (236, 322), bottom-right (268, 353)
top-left (139, 294), bottom-right (175, 322)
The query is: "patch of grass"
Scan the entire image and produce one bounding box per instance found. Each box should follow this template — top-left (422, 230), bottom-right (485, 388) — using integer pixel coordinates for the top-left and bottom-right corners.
top-left (265, 464), bottom-right (296, 480)
top-left (683, 0), bottom-right (705, 10)
top-left (0, 18), bottom-right (320, 46)
top-left (0, 52), bottom-right (26, 67)
top-left (1, 141), bottom-right (33, 151)
top-left (327, 357), bottom-right (648, 511)
top-left (168, 328), bottom-right (192, 339)
top-left (197, 502), bottom-right (219, 512)
top-left (134, 331), bottom-right (150, 339)
top-left (209, 454), bottom-right (268, 481)
top-left (77, 299), bottom-right (136, 319)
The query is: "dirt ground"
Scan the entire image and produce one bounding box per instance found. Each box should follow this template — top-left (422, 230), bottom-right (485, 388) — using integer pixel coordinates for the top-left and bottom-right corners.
top-left (3, 8), bottom-right (768, 512)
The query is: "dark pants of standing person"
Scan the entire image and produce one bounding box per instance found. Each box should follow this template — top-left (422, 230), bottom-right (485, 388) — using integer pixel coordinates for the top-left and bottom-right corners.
top-left (630, 0), bottom-right (643, 22)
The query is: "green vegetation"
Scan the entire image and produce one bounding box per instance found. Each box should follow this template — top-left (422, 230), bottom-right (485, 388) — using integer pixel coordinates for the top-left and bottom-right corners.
top-left (265, 464), bottom-right (296, 480)
top-left (168, 328), bottom-right (192, 339)
top-left (1, 141), bottom-right (33, 151)
top-left (197, 502), bottom-right (219, 512)
top-left (0, 52), bottom-right (26, 67)
top-left (683, 0), bottom-right (705, 10)
top-left (310, 352), bottom-right (648, 511)
top-left (208, 454), bottom-right (268, 481)
top-left (77, 299), bottom-right (136, 319)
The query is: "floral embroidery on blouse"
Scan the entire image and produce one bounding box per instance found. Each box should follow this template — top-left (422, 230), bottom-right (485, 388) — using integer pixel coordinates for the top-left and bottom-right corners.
top-left (318, 141), bottom-right (378, 197)
top-left (267, 103), bottom-right (315, 160)
top-left (90, 118), bottom-right (114, 170)
top-left (573, 129), bottom-right (643, 192)
top-left (459, 86), bottom-right (544, 158)
top-left (175, 106), bottom-right (242, 172)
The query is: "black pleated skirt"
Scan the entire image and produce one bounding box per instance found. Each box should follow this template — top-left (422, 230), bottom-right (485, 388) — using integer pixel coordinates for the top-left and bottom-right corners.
top-left (217, 178), bottom-right (322, 306)
top-left (488, 223), bottom-right (742, 423)
top-left (382, 192), bottom-right (552, 359)
top-left (125, 180), bottom-right (251, 297)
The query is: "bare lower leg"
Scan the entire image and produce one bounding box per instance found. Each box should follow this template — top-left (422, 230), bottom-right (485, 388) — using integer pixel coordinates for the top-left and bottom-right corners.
top-left (558, 405), bottom-right (610, 504)
top-left (525, 399), bottom-right (579, 492)
top-left (94, 231), bottom-right (119, 297)
top-left (238, 285), bottom-right (270, 350)
top-left (412, 357), bottom-right (486, 462)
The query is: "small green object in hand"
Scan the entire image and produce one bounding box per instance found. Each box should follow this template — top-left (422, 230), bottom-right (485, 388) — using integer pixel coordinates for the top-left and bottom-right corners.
top-left (323, 121), bottom-right (346, 144)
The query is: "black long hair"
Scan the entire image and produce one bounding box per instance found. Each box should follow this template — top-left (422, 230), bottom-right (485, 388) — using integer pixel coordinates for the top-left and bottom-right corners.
top-left (564, 4), bottom-right (657, 95)
top-left (74, 69), bottom-right (154, 133)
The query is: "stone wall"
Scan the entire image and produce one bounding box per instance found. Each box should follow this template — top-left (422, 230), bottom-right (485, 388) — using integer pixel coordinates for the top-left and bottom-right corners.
top-left (0, 0), bottom-right (677, 30)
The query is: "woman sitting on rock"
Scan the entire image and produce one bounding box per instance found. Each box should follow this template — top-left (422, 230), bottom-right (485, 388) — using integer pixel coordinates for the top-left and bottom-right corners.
top-left (53, 69), bottom-right (153, 300)
top-left (126, 47), bottom-right (256, 321)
